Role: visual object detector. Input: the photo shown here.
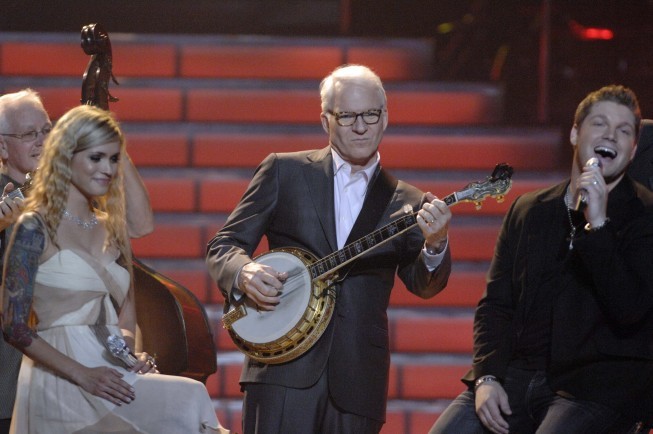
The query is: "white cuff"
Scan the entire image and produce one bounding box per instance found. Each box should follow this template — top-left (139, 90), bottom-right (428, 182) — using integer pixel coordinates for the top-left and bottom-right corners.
top-left (422, 238), bottom-right (448, 271)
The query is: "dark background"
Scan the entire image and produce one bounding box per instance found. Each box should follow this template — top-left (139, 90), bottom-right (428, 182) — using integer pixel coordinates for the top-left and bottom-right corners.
top-left (2, 0), bottom-right (652, 126)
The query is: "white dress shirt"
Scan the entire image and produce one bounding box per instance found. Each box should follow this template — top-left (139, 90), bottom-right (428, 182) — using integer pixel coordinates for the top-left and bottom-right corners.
top-left (332, 149), bottom-right (379, 249)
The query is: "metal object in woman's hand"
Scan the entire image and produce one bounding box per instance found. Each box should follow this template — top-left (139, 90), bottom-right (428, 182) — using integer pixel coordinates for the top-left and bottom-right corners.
top-left (106, 334), bottom-right (138, 368)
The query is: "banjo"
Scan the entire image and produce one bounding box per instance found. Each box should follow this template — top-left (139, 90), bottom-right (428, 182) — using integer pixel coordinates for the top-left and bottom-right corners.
top-left (222, 163), bottom-right (514, 364)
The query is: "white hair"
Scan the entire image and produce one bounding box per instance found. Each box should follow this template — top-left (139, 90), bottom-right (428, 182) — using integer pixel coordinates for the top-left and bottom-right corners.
top-left (0, 88), bottom-right (47, 132)
top-left (319, 64), bottom-right (387, 112)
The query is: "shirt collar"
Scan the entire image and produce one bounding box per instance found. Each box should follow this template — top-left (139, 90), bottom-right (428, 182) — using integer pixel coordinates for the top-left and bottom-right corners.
top-left (331, 148), bottom-right (380, 181)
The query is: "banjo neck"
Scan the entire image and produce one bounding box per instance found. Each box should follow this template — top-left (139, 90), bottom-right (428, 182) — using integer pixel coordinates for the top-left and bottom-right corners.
top-left (311, 209), bottom-right (414, 281)
top-left (310, 163), bottom-right (513, 281)
top-left (310, 190), bottom-right (463, 281)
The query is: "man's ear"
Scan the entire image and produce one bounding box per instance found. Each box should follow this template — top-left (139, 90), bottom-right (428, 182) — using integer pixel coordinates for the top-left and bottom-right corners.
top-left (569, 125), bottom-right (578, 147)
top-left (320, 113), bottom-right (330, 134)
top-left (0, 137), bottom-right (9, 160)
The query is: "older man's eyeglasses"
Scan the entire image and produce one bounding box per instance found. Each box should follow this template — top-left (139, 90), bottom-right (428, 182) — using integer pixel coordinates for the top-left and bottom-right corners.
top-left (0, 126), bottom-right (52, 142)
top-left (327, 109), bottom-right (383, 127)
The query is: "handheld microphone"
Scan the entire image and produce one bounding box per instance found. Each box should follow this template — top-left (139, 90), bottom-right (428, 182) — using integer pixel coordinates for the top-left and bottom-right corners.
top-left (573, 157), bottom-right (601, 211)
top-left (106, 334), bottom-right (138, 368)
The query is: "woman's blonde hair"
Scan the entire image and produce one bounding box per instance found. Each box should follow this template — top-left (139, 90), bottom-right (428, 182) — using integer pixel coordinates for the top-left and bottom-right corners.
top-left (24, 105), bottom-right (132, 272)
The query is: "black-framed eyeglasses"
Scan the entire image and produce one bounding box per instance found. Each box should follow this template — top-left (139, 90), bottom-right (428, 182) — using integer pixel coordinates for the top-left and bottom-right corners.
top-left (0, 125), bottom-right (52, 142)
top-left (327, 109), bottom-right (383, 127)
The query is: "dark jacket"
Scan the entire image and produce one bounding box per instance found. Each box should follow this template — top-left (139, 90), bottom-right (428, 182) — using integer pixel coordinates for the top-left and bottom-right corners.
top-left (464, 176), bottom-right (653, 420)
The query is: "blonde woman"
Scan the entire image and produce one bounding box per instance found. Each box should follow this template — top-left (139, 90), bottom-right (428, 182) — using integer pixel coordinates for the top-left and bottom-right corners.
top-left (1, 105), bottom-right (228, 433)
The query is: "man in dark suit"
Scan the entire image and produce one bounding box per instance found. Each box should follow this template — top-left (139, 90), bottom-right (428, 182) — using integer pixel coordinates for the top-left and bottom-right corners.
top-left (429, 85), bottom-right (653, 434)
top-left (206, 64), bottom-right (452, 434)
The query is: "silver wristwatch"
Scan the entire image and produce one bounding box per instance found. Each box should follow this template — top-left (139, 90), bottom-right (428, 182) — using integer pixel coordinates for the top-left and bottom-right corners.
top-left (474, 375), bottom-right (498, 390)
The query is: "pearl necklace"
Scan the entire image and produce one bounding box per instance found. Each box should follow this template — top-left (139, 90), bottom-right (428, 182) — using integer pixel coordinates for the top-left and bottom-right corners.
top-left (62, 209), bottom-right (98, 230)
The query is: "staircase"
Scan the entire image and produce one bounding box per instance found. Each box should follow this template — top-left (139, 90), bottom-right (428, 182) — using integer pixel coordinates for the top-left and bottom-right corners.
top-left (0, 31), bottom-right (566, 433)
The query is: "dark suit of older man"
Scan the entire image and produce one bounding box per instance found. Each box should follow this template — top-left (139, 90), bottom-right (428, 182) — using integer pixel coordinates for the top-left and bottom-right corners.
top-left (207, 64), bottom-right (452, 434)
top-left (207, 146), bottom-right (451, 431)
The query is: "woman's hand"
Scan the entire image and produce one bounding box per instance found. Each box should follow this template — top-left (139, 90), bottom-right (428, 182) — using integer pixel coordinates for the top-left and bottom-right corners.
top-left (76, 365), bottom-right (136, 405)
top-left (131, 351), bottom-right (159, 374)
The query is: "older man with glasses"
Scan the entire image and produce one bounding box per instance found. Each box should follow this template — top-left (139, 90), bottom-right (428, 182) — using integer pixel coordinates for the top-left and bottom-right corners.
top-left (0, 89), bottom-right (49, 232)
top-left (207, 64), bottom-right (454, 434)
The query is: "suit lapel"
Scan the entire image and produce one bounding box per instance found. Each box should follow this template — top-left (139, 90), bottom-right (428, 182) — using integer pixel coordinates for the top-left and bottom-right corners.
top-left (345, 166), bottom-right (398, 245)
top-left (303, 147), bottom-right (338, 252)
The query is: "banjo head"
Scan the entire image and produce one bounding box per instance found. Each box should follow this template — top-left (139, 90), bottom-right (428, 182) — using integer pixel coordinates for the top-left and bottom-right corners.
top-left (226, 247), bottom-right (336, 364)
top-left (231, 250), bottom-right (312, 343)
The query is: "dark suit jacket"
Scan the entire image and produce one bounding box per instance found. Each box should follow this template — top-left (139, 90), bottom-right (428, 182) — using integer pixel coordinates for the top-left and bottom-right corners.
top-left (206, 147), bottom-right (451, 421)
top-left (464, 176), bottom-right (653, 420)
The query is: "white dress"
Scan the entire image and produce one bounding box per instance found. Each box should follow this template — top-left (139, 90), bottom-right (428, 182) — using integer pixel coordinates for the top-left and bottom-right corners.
top-left (10, 249), bottom-right (223, 434)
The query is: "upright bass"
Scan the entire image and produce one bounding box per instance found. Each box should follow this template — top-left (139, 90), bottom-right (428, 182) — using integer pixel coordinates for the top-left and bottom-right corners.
top-left (79, 23), bottom-right (217, 383)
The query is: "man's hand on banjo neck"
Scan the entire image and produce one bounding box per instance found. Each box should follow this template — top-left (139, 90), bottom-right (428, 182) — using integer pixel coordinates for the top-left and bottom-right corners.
top-left (416, 191), bottom-right (451, 255)
top-left (237, 262), bottom-right (288, 311)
